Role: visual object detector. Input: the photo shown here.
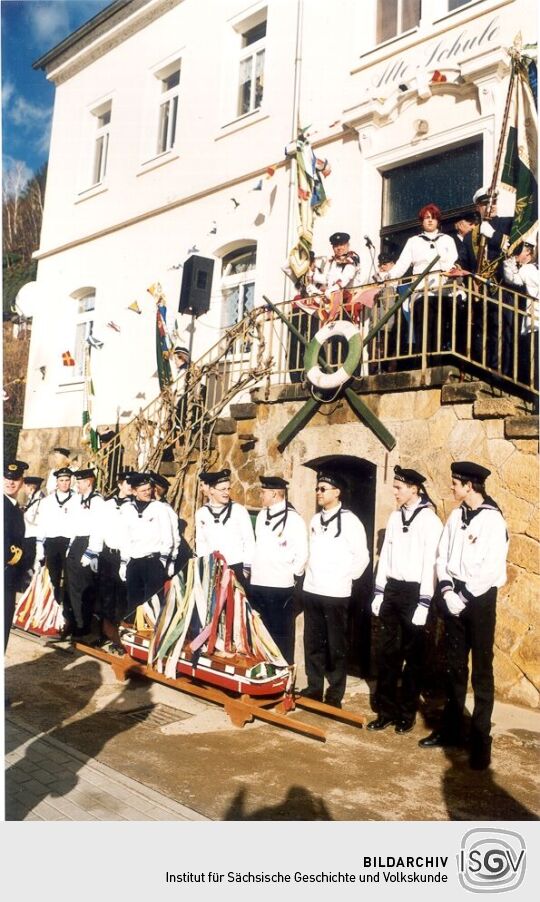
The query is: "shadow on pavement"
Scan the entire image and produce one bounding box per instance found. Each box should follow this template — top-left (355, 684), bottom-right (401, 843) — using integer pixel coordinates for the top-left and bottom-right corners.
top-left (223, 785), bottom-right (333, 821)
top-left (441, 745), bottom-right (539, 821)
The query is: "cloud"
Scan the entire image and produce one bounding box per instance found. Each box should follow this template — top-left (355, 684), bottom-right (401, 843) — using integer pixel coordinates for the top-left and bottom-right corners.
top-left (25, 1), bottom-right (71, 45)
top-left (4, 86), bottom-right (53, 167)
top-left (2, 80), bottom-right (15, 107)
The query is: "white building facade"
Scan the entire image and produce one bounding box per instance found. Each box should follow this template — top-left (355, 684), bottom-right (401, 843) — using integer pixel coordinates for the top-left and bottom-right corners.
top-left (21, 0), bottom-right (535, 458)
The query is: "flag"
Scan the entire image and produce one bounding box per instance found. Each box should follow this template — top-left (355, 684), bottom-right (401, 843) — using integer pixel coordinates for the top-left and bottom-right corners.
top-left (287, 131), bottom-right (331, 282)
top-left (501, 49), bottom-right (538, 251)
top-left (128, 301), bottom-right (141, 314)
top-left (81, 345), bottom-right (99, 453)
top-left (62, 351), bottom-right (75, 366)
top-left (155, 297), bottom-right (173, 389)
top-left (107, 321), bottom-right (120, 332)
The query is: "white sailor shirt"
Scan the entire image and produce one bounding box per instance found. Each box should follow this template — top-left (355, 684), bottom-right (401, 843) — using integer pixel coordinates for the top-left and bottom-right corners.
top-left (69, 491), bottom-right (105, 542)
top-left (437, 500), bottom-right (508, 599)
top-left (385, 232), bottom-right (457, 292)
top-left (119, 498), bottom-right (175, 562)
top-left (159, 500), bottom-right (180, 562)
top-left (250, 501), bottom-right (308, 588)
top-left (303, 505), bottom-right (369, 598)
top-left (195, 501), bottom-right (255, 567)
top-left (375, 499), bottom-right (443, 605)
top-left (36, 490), bottom-right (78, 541)
top-left (502, 258), bottom-right (539, 333)
top-left (88, 495), bottom-right (131, 553)
top-left (320, 254), bottom-right (360, 294)
top-left (23, 491), bottom-right (45, 539)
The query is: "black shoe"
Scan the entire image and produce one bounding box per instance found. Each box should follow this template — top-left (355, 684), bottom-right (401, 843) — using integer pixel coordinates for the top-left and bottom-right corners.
top-left (57, 621), bottom-right (74, 641)
top-left (297, 688), bottom-right (323, 702)
top-left (324, 696), bottom-right (342, 709)
top-left (470, 738), bottom-right (492, 770)
top-left (418, 730), bottom-right (461, 748)
top-left (367, 715), bottom-right (394, 731)
top-left (395, 718), bottom-right (415, 734)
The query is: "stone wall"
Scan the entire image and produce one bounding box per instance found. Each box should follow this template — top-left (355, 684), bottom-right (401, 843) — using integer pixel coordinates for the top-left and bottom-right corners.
top-left (210, 373), bottom-right (539, 709)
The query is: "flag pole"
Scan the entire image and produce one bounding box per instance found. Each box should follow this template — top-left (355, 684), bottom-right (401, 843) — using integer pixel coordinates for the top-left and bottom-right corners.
top-left (476, 45), bottom-right (519, 275)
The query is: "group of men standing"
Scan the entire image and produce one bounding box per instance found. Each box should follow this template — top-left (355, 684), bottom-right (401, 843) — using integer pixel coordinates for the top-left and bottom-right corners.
top-left (5, 451), bottom-right (508, 771)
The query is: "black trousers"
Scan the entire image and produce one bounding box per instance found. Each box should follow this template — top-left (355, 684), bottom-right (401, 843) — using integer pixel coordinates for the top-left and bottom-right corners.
top-left (303, 590), bottom-right (350, 703)
top-left (441, 587), bottom-right (497, 750)
top-left (97, 545), bottom-right (127, 625)
top-left (375, 578), bottom-right (425, 721)
top-left (250, 584), bottom-right (295, 664)
top-left (65, 536), bottom-right (97, 632)
top-left (125, 554), bottom-right (166, 616)
top-left (44, 536), bottom-right (70, 610)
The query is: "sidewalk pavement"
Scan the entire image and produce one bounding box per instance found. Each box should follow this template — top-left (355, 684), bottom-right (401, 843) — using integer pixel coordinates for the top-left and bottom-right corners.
top-left (5, 717), bottom-right (210, 822)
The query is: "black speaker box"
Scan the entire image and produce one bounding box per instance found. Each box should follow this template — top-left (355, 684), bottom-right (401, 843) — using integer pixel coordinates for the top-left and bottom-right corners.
top-left (178, 255), bottom-right (214, 316)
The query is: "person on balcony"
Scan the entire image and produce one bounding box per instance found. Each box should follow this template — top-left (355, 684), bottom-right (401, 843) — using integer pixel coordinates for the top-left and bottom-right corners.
top-left (301, 470), bottom-right (369, 707)
top-left (419, 461), bottom-right (508, 771)
top-left (195, 468), bottom-right (254, 591)
top-left (318, 232), bottom-right (361, 322)
top-left (368, 466), bottom-right (443, 734)
top-left (250, 475), bottom-right (308, 664)
top-left (378, 204), bottom-right (457, 359)
top-left (502, 239), bottom-right (539, 393)
top-left (457, 187), bottom-right (513, 372)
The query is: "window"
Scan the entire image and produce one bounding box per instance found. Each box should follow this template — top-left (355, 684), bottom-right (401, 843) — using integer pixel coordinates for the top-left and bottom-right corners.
top-left (156, 64), bottom-right (181, 154)
top-left (91, 102), bottom-right (111, 185)
top-left (221, 246), bottom-right (257, 329)
top-left (237, 19), bottom-right (266, 116)
top-left (448, 0), bottom-right (473, 10)
top-left (70, 289), bottom-right (95, 379)
top-left (376, 0), bottom-right (421, 44)
top-left (380, 139), bottom-right (483, 251)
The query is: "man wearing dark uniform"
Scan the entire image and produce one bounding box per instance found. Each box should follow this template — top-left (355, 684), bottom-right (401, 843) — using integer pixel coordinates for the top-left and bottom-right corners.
top-left (250, 475), bottom-right (308, 663)
top-left (368, 466), bottom-right (443, 733)
top-left (195, 468), bottom-right (254, 589)
top-left (35, 467), bottom-right (77, 629)
top-left (419, 461), bottom-right (509, 770)
top-left (301, 470), bottom-right (369, 707)
top-left (64, 468), bottom-right (104, 638)
top-left (4, 460), bottom-right (29, 649)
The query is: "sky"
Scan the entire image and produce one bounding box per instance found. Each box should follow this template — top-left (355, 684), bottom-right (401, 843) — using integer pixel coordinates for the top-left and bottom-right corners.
top-left (2, 0), bottom-right (112, 182)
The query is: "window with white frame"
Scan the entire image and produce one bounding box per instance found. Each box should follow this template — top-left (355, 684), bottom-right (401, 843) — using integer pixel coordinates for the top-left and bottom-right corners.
top-left (447, 0), bottom-right (474, 10)
top-left (376, 0), bottom-right (421, 44)
top-left (221, 246), bottom-right (257, 330)
top-left (156, 62), bottom-right (181, 154)
top-left (91, 102), bottom-right (111, 185)
top-left (237, 17), bottom-right (266, 116)
top-left (70, 289), bottom-right (95, 380)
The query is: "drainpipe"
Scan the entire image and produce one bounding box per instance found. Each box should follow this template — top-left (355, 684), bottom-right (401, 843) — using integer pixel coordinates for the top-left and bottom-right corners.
top-left (283, 0), bottom-right (303, 301)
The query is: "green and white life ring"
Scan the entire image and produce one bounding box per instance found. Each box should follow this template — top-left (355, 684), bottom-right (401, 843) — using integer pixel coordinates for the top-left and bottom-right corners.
top-left (304, 320), bottom-right (362, 390)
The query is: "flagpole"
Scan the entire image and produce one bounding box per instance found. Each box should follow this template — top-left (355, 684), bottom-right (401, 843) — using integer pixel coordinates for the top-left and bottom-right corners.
top-left (476, 50), bottom-right (518, 275)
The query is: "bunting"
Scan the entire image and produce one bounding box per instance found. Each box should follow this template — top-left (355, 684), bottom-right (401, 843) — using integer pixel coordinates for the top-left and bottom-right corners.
top-left (286, 130), bottom-right (331, 282)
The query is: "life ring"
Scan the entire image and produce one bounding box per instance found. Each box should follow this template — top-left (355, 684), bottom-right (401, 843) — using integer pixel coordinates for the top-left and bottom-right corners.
top-left (304, 320), bottom-right (362, 390)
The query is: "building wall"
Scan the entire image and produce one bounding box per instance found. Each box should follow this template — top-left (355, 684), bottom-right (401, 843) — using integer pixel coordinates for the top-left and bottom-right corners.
top-left (24, 0), bottom-right (536, 437)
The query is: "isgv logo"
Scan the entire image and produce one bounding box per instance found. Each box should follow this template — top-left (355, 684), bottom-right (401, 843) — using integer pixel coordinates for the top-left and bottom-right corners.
top-left (458, 828), bottom-right (526, 893)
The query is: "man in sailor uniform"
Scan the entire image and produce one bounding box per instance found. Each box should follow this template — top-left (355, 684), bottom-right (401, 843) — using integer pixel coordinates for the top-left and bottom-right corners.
top-left (35, 466), bottom-right (78, 632)
top-left (368, 466), bottom-right (443, 733)
top-left (45, 447), bottom-right (73, 495)
top-left (419, 461), bottom-right (509, 770)
top-left (502, 239), bottom-right (539, 390)
top-left (195, 468), bottom-right (255, 589)
top-left (118, 472), bottom-right (175, 615)
top-left (249, 475), bottom-right (308, 663)
top-left (87, 470), bottom-right (133, 647)
top-left (21, 476), bottom-right (45, 565)
top-left (64, 468), bottom-right (105, 638)
top-left (149, 471), bottom-right (193, 576)
top-left (301, 470), bottom-right (369, 706)
top-left (4, 460), bottom-right (29, 649)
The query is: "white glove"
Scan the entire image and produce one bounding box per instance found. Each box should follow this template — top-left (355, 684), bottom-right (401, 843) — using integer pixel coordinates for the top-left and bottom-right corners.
top-left (81, 551), bottom-right (98, 573)
top-left (243, 566), bottom-right (251, 583)
top-left (167, 561), bottom-right (175, 577)
top-left (480, 220), bottom-right (495, 239)
top-left (159, 555), bottom-right (168, 569)
top-left (34, 542), bottom-right (45, 571)
top-left (119, 561), bottom-right (127, 582)
top-left (445, 590), bottom-right (466, 616)
top-left (371, 593), bottom-right (383, 616)
top-left (412, 604), bottom-right (429, 627)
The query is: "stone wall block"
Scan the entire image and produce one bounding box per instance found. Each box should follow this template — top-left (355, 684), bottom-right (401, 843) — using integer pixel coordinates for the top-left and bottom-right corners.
top-left (448, 419), bottom-right (487, 459)
top-left (441, 382), bottom-right (489, 404)
top-left (495, 488), bottom-right (532, 534)
top-left (508, 534), bottom-right (540, 574)
top-left (504, 416), bottom-right (539, 439)
top-left (495, 607), bottom-right (529, 655)
top-left (501, 451), bottom-right (539, 502)
top-left (413, 390), bottom-right (441, 420)
top-left (426, 405), bottom-right (458, 452)
top-left (525, 505), bottom-right (540, 542)
top-left (379, 391), bottom-right (416, 420)
top-left (493, 650), bottom-right (522, 696)
top-left (454, 403), bottom-right (474, 420)
top-left (513, 631), bottom-right (540, 693)
top-left (506, 675), bottom-right (540, 708)
top-left (484, 419), bottom-right (505, 438)
top-left (487, 439), bottom-right (515, 471)
top-left (473, 397), bottom-right (518, 419)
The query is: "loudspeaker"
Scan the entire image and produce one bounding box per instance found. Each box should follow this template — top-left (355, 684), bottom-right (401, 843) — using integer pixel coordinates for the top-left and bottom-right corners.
top-left (178, 255), bottom-right (214, 316)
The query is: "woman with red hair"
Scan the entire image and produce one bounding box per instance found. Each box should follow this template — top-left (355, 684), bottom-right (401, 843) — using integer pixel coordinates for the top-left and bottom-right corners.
top-left (378, 203), bottom-right (458, 359)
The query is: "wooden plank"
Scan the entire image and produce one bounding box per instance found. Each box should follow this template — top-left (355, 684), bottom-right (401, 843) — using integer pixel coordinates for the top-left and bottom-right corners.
top-left (292, 696), bottom-right (366, 728)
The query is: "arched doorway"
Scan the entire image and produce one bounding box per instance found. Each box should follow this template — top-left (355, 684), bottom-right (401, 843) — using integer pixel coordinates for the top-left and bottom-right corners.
top-left (304, 454), bottom-right (376, 677)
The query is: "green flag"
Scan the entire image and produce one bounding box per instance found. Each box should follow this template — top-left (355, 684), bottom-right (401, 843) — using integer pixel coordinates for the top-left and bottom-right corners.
top-left (501, 52), bottom-right (538, 251)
